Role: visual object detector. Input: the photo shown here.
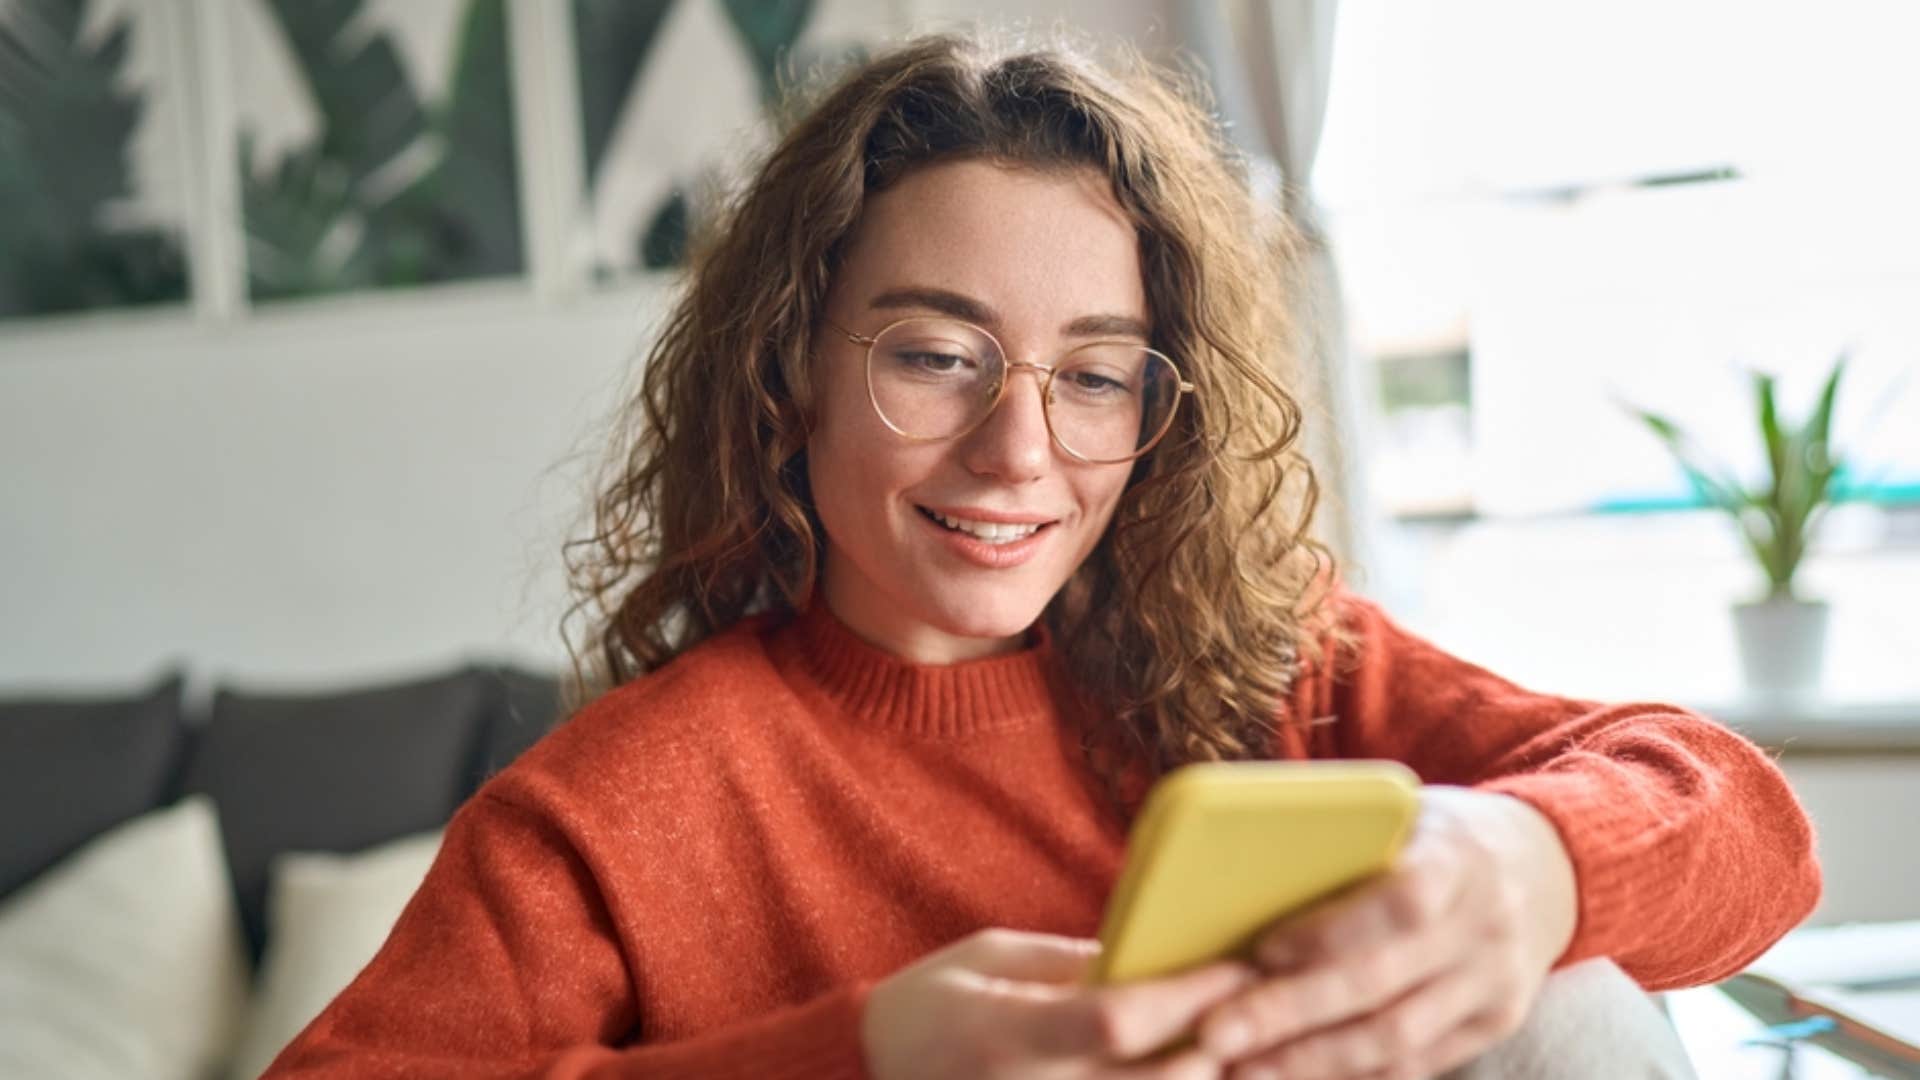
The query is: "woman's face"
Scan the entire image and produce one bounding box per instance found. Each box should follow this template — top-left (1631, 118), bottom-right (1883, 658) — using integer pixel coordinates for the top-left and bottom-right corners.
top-left (808, 159), bottom-right (1146, 663)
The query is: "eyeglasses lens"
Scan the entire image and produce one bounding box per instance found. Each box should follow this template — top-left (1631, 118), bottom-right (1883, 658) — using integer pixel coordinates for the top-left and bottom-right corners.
top-left (866, 317), bottom-right (1178, 462)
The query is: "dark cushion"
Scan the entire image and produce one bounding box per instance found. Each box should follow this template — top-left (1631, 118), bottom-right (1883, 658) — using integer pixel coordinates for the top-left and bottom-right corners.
top-left (0, 673), bottom-right (186, 899)
top-left (183, 668), bottom-right (491, 960)
top-left (470, 663), bottom-right (564, 788)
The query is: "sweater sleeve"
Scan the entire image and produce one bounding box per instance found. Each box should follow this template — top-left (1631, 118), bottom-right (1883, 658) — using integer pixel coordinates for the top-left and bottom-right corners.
top-left (1302, 589), bottom-right (1821, 992)
top-left (261, 789), bottom-right (874, 1080)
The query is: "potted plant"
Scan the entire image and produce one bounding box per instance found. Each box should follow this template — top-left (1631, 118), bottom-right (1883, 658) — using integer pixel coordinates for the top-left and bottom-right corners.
top-left (1623, 356), bottom-right (1848, 697)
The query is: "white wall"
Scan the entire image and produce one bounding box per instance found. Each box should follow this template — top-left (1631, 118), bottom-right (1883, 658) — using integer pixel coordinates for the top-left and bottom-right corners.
top-left (1780, 757), bottom-right (1920, 926)
top-left (0, 282), bottom-right (664, 693)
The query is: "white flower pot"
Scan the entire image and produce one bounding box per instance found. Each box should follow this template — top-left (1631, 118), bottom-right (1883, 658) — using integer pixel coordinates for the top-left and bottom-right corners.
top-left (1730, 597), bottom-right (1830, 697)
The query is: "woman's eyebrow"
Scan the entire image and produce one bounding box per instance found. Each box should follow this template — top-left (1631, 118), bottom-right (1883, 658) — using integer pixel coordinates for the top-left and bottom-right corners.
top-left (1062, 313), bottom-right (1151, 339)
top-left (868, 286), bottom-right (1150, 339)
top-left (869, 286), bottom-right (994, 324)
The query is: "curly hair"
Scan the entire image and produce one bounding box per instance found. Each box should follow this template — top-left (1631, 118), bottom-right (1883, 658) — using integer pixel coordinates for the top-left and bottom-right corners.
top-left (563, 29), bottom-right (1348, 803)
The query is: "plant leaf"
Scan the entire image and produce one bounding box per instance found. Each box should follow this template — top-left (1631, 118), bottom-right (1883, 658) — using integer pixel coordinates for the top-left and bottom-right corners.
top-left (1755, 369), bottom-right (1788, 494)
top-left (245, 0), bottom-right (522, 296)
top-left (573, 0), bottom-right (678, 182)
top-left (0, 0), bottom-right (187, 316)
top-left (1734, 505), bottom-right (1790, 594)
top-left (385, 0), bottom-right (524, 281)
top-left (1630, 409), bottom-right (1754, 513)
top-left (1805, 353), bottom-right (1847, 461)
top-left (641, 185), bottom-right (689, 269)
top-left (261, 0), bottom-right (427, 194)
top-left (1754, 369), bottom-right (1807, 566)
top-left (1775, 356), bottom-right (1848, 578)
top-left (719, 0), bottom-right (814, 107)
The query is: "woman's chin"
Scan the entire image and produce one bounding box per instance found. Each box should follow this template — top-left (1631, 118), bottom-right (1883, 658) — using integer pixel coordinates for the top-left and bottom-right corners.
top-left (921, 596), bottom-right (1047, 650)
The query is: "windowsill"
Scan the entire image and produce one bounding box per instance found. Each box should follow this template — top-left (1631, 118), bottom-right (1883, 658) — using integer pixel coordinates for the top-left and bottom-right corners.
top-left (1691, 697), bottom-right (1920, 755)
top-left (1370, 504), bottom-right (1920, 753)
top-left (0, 274), bottom-right (677, 356)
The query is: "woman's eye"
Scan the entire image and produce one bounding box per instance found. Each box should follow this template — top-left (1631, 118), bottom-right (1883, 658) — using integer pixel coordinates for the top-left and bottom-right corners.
top-left (1066, 370), bottom-right (1127, 393)
top-left (900, 350), bottom-right (972, 373)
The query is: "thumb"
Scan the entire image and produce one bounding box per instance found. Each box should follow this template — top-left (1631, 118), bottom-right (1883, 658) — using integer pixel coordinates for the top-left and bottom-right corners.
top-left (952, 928), bottom-right (1103, 985)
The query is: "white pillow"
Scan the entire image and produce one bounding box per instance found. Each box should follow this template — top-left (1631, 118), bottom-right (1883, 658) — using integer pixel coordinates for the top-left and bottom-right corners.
top-left (225, 829), bottom-right (443, 1080)
top-left (0, 795), bottom-right (250, 1080)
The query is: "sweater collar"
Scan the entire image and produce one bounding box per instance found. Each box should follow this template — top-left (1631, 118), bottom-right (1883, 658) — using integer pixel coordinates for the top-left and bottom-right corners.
top-left (768, 599), bottom-right (1062, 737)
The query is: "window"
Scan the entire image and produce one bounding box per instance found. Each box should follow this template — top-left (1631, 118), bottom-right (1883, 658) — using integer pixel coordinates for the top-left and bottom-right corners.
top-left (0, 0), bottom-right (903, 324)
top-left (569, 0), bottom-right (885, 278)
top-left (229, 0), bottom-right (525, 302)
top-left (1318, 0), bottom-right (1920, 521)
top-left (1, 0), bottom-right (193, 319)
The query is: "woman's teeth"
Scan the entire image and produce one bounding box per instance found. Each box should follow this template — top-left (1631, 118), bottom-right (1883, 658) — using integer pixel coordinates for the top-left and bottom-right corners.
top-left (925, 509), bottom-right (1044, 544)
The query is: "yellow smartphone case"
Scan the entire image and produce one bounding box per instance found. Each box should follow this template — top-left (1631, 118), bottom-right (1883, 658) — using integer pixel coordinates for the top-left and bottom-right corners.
top-left (1092, 760), bottom-right (1421, 984)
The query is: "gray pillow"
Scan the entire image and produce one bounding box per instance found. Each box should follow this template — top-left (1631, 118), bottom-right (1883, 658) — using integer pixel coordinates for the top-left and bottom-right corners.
top-left (183, 669), bottom-right (489, 960)
top-left (471, 663), bottom-right (563, 789)
top-left (0, 673), bottom-right (186, 899)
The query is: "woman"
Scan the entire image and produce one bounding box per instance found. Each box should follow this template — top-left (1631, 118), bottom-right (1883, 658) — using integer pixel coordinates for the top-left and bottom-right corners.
top-left (266, 31), bottom-right (1818, 1079)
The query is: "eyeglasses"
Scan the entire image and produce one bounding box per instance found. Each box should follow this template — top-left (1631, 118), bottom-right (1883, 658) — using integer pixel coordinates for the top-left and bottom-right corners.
top-left (824, 316), bottom-right (1194, 465)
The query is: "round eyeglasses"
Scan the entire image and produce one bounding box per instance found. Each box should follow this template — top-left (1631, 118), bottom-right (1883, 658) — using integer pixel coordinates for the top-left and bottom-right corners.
top-left (825, 316), bottom-right (1194, 465)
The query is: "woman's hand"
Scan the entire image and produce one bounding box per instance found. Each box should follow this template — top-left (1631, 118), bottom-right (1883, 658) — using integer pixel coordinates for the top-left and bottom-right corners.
top-left (862, 927), bottom-right (1257, 1079)
top-left (1194, 785), bottom-right (1579, 1080)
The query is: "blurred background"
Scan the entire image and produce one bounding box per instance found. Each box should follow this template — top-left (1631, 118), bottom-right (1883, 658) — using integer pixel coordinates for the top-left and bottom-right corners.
top-left (2, 2), bottom-right (1917, 1075)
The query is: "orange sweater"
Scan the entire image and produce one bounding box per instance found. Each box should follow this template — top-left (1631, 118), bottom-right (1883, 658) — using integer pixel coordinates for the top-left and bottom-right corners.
top-left (265, 591), bottom-right (1820, 1079)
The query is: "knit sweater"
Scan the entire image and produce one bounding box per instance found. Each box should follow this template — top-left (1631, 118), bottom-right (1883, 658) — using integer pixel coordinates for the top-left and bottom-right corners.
top-left (263, 590), bottom-right (1821, 1079)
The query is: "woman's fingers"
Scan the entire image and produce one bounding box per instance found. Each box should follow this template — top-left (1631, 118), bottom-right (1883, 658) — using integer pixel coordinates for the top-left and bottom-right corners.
top-left (954, 927), bottom-right (1105, 984)
top-left (1019, 958), bottom-right (1258, 1061)
top-left (1200, 904), bottom-right (1463, 1060)
top-left (1255, 831), bottom-right (1465, 970)
top-left (1106, 1046), bottom-right (1232, 1080)
top-left (944, 927), bottom-right (1257, 1063)
top-left (1197, 806), bottom-right (1485, 1061)
top-left (1223, 961), bottom-right (1500, 1079)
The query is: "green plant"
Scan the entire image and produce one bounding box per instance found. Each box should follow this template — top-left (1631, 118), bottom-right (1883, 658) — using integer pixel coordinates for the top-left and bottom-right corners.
top-left (0, 0), bottom-right (189, 318)
top-left (1624, 356), bottom-right (1848, 600)
top-left (569, 0), bottom-right (868, 271)
top-left (573, 0), bottom-right (677, 185)
top-left (243, 0), bottom-right (522, 300)
top-left (574, 0), bottom-right (832, 269)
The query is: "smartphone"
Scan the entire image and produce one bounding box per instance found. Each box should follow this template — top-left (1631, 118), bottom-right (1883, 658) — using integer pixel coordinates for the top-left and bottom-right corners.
top-left (1091, 760), bottom-right (1421, 985)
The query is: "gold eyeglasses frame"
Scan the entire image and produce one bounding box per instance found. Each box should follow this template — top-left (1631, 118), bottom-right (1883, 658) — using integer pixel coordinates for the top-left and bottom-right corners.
top-left (823, 316), bottom-right (1195, 466)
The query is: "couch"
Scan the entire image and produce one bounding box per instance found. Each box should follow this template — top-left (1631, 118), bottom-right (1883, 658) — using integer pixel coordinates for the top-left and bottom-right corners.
top-left (0, 663), bottom-right (563, 1079)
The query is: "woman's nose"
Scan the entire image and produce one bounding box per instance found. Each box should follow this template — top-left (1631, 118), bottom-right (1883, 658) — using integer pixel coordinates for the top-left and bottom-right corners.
top-left (959, 364), bottom-right (1054, 482)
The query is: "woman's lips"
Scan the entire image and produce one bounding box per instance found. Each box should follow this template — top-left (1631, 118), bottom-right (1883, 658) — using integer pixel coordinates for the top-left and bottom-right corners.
top-left (915, 503), bottom-right (1058, 526)
top-left (915, 505), bottom-right (1055, 569)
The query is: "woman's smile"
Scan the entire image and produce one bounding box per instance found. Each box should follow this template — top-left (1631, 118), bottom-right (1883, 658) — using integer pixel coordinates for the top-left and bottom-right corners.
top-left (912, 504), bottom-right (1059, 569)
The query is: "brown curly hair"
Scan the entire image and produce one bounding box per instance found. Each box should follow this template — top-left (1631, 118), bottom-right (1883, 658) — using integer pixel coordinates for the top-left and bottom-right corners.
top-left (563, 29), bottom-right (1348, 798)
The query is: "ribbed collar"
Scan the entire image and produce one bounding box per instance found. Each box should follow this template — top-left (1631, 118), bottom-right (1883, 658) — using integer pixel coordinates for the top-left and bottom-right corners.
top-left (766, 599), bottom-right (1063, 737)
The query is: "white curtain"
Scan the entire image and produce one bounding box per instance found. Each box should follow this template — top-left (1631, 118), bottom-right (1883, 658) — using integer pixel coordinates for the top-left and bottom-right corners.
top-left (1177, 0), bottom-right (1383, 584)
